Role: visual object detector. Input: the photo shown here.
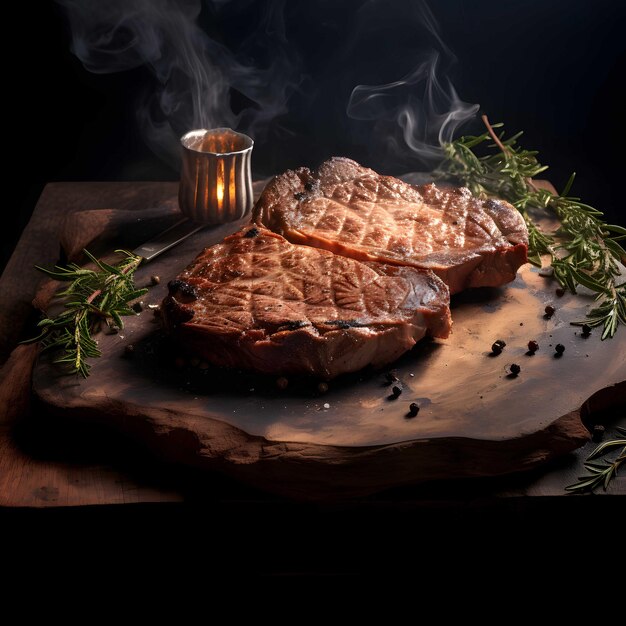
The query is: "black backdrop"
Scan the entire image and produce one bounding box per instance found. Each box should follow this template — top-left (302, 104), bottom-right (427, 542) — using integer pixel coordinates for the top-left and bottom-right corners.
top-left (5, 0), bottom-right (626, 271)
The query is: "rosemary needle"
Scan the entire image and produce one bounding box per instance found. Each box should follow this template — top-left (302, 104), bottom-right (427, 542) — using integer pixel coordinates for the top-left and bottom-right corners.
top-left (439, 115), bottom-right (626, 339)
top-left (24, 249), bottom-right (147, 377)
top-left (566, 427), bottom-right (626, 493)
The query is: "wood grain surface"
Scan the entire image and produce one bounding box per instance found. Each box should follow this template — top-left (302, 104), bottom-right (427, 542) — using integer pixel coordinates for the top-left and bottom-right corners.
top-left (0, 183), bottom-right (624, 506)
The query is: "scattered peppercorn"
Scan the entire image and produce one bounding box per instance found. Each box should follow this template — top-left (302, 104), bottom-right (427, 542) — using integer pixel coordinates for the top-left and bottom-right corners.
top-left (276, 376), bottom-right (289, 390)
top-left (592, 424), bottom-right (605, 442)
top-left (132, 301), bottom-right (144, 313)
top-left (509, 363), bottom-right (521, 376)
top-left (544, 305), bottom-right (555, 318)
top-left (555, 343), bottom-right (565, 356)
top-left (124, 344), bottom-right (135, 357)
top-left (150, 275), bottom-right (161, 285)
top-left (527, 340), bottom-right (539, 354)
top-left (406, 402), bottom-right (420, 418)
top-left (317, 382), bottom-right (329, 394)
top-left (555, 288), bottom-right (565, 297)
top-left (389, 384), bottom-right (403, 399)
top-left (491, 339), bottom-right (506, 355)
top-left (581, 324), bottom-right (591, 337)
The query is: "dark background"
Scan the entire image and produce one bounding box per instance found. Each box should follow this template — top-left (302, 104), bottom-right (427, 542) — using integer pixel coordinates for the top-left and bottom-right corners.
top-left (5, 0), bottom-right (626, 271)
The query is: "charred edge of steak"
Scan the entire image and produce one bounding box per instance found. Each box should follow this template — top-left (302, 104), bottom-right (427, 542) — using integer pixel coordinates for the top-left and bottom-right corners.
top-left (484, 198), bottom-right (507, 212)
top-left (167, 279), bottom-right (198, 303)
top-left (277, 320), bottom-right (310, 331)
top-left (323, 319), bottom-right (366, 329)
top-left (244, 227), bottom-right (260, 238)
top-left (293, 178), bottom-right (321, 201)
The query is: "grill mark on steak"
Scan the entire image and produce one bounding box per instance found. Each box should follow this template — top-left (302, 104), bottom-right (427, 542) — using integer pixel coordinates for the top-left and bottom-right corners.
top-left (161, 225), bottom-right (451, 379)
top-left (253, 157), bottom-right (528, 294)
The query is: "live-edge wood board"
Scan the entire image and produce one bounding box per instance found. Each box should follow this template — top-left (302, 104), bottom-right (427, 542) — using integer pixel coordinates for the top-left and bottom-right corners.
top-left (31, 182), bottom-right (625, 498)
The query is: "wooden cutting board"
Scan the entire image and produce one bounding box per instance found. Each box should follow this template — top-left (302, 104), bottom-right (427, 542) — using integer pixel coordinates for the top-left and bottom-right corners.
top-left (31, 194), bottom-right (626, 499)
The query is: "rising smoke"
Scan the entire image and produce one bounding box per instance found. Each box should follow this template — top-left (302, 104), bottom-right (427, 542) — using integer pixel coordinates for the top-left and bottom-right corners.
top-left (347, 51), bottom-right (479, 167)
top-left (57, 0), bottom-right (478, 173)
top-left (58, 0), bottom-right (301, 167)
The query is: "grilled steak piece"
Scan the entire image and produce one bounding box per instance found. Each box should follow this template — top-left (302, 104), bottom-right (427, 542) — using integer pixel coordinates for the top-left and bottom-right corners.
top-left (162, 226), bottom-right (451, 379)
top-left (253, 157), bottom-right (528, 294)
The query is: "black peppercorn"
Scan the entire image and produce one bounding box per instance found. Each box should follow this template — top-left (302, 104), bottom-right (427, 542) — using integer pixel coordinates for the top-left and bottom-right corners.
top-left (555, 343), bottom-right (565, 355)
top-left (276, 376), bottom-right (289, 390)
top-left (555, 288), bottom-right (564, 297)
top-left (544, 305), bottom-right (555, 318)
top-left (406, 402), bottom-right (420, 418)
top-left (509, 363), bottom-right (521, 376)
top-left (389, 384), bottom-right (402, 399)
top-left (491, 339), bottom-right (505, 355)
top-left (527, 340), bottom-right (539, 354)
top-left (150, 275), bottom-right (161, 285)
top-left (581, 324), bottom-right (591, 337)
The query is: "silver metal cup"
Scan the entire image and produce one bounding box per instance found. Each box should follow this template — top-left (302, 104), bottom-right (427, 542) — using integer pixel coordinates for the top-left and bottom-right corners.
top-left (178, 128), bottom-right (254, 224)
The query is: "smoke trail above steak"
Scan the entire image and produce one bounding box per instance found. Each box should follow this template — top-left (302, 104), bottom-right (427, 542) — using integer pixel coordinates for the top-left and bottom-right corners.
top-left (56, 0), bottom-right (479, 175)
top-left (57, 0), bottom-right (302, 166)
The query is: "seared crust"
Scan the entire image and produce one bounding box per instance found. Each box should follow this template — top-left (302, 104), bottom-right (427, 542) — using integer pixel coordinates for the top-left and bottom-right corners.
top-left (161, 225), bottom-right (451, 379)
top-left (253, 157), bottom-right (528, 294)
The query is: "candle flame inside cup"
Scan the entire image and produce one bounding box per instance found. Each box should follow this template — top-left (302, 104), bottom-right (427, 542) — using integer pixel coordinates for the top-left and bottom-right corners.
top-left (217, 160), bottom-right (225, 208)
top-left (179, 128), bottom-right (253, 224)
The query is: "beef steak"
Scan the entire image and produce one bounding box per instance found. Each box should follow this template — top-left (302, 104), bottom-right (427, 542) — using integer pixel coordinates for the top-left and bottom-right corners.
top-left (162, 225), bottom-right (451, 379)
top-left (253, 157), bottom-right (528, 294)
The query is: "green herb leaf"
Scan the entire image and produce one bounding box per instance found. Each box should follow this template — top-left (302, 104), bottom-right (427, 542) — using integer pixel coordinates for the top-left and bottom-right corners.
top-left (21, 249), bottom-right (146, 377)
top-left (566, 434), bottom-right (626, 493)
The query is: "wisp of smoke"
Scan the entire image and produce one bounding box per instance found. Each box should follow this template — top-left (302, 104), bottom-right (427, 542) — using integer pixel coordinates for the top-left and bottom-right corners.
top-left (58, 0), bottom-right (476, 174)
top-left (347, 0), bottom-right (478, 170)
top-left (348, 51), bottom-right (478, 167)
top-left (57, 0), bottom-right (300, 168)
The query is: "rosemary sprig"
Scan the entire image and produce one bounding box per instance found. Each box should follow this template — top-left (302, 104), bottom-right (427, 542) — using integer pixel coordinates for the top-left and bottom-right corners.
top-left (565, 427), bottom-right (626, 493)
top-left (24, 249), bottom-right (147, 377)
top-left (439, 115), bottom-right (626, 339)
